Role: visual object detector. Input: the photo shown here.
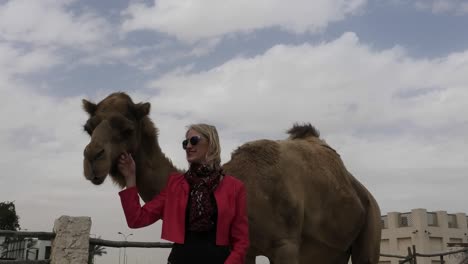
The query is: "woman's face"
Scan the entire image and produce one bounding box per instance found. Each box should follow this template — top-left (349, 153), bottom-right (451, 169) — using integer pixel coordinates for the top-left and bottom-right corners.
top-left (184, 129), bottom-right (210, 165)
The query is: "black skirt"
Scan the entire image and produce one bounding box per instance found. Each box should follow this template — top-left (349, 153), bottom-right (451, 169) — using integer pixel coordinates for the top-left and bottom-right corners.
top-left (167, 231), bottom-right (230, 264)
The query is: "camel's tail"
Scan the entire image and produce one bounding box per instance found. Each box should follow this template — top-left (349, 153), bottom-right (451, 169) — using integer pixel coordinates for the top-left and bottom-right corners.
top-left (287, 123), bottom-right (320, 139)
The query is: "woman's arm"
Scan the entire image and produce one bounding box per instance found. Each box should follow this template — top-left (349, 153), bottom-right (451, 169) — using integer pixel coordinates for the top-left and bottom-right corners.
top-left (119, 185), bottom-right (168, 228)
top-left (225, 183), bottom-right (250, 264)
top-left (117, 152), bottom-right (169, 228)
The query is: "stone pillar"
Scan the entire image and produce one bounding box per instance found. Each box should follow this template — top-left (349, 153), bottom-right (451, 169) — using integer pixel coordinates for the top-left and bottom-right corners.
top-left (51, 215), bottom-right (92, 264)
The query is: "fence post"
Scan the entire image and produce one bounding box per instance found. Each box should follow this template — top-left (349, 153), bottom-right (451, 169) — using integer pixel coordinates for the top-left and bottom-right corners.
top-left (407, 247), bottom-right (414, 264)
top-left (50, 215), bottom-right (92, 264)
top-left (412, 245), bottom-right (417, 264)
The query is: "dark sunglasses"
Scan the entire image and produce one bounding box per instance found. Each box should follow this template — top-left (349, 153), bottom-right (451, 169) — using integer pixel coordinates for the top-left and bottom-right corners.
top-left (182, 136), bottom-right (202, 149)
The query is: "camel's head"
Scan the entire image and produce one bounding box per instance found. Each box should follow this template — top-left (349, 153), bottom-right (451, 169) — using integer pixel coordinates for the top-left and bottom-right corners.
top-left (81, 92), bottom-right (150, 185)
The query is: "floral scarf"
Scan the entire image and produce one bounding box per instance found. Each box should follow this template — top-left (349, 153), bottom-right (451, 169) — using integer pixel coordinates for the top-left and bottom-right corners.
top-left (184, 163), bottom-right (223, 232)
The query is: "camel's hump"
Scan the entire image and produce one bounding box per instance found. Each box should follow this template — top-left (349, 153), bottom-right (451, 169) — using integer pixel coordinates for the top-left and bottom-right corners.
top-left (287, 123), bottom-right (320, 139)
top-left (229, 139), bottom-right (281, 167)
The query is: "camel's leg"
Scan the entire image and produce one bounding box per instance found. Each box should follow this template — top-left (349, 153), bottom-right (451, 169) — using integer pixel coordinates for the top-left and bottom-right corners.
top-left (350, 195), bottom-right (381, 264)
top-left (269, 240), bottom-right (299, 264)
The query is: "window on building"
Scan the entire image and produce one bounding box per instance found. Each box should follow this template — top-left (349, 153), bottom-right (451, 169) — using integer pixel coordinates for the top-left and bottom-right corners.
top-left (400, 216), bottom-right (408, 227)
top-left (449, 238), bottom-right (463, 244)
top-left (399, 213), bottom-right (412, 227)
top-left (427, 212), bottom-right (438, 226)
top-left (381, 216), bottom-right (388, 229)
top-left (44, 246), bottom-right (51, 260)
top-left (448, 214), bottom-right (458, 228)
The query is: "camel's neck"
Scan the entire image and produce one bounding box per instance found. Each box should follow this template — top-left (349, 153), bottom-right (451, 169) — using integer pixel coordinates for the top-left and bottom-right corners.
top-left (134, 119), bottom-right (180, 202)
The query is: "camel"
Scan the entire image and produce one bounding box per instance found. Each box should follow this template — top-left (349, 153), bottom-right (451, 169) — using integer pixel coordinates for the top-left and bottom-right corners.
top-left (81, 92), bottom-right (381, 264)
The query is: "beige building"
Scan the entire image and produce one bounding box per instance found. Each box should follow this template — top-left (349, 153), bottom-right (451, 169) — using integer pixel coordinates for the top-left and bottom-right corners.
top-left (380, 209), bottom-right (468, 264)
top-left (0, 237), bottom-right (51, 261)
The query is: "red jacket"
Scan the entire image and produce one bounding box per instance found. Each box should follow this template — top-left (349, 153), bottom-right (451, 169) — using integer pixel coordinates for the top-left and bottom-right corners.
top-left (119, 172), bottom-right (249, 264)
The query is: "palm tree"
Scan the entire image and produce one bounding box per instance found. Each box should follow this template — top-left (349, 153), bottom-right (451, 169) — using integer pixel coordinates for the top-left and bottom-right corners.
top-left (88, 237), bottom-right (107, 264)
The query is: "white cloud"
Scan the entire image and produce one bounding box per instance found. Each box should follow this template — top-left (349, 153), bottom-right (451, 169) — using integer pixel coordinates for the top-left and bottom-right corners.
top-left (121, 0), bottom-right (367, 42)
top-left (147, 32), bottom-right (468, 173)
top-left (0, 43), bottom-right (61, 76)
top-left (0, 0), bottom-right (112, 48)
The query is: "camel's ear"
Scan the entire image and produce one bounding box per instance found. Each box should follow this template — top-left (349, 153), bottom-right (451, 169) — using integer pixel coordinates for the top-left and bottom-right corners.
top-left (134, 102), bottom-right (151, 119)
top-left (82, 99), bottom-right (97, 116)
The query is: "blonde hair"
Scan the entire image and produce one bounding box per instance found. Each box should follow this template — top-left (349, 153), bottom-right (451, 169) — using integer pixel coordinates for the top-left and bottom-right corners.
top-left (186, 123), bottom-right (221, 168)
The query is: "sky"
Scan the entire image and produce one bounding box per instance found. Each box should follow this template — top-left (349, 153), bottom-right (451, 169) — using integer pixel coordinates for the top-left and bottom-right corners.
top-left (1, 0), bottom-right (468, 263)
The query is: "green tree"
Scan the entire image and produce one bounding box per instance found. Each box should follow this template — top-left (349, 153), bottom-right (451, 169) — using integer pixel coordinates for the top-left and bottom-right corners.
top-left (0, 201), bottom-right (21, 259)
top-left (0, 201), bottom-right (20, 231)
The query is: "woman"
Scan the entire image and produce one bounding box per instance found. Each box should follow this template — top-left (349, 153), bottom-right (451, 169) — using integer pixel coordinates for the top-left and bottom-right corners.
top-left (118, 124), bottom-right (249, 264)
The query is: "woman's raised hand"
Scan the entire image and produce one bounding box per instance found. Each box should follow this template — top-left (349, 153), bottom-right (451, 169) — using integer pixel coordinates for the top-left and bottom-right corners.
top-left (118, 152), bottom-right (136, 188)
